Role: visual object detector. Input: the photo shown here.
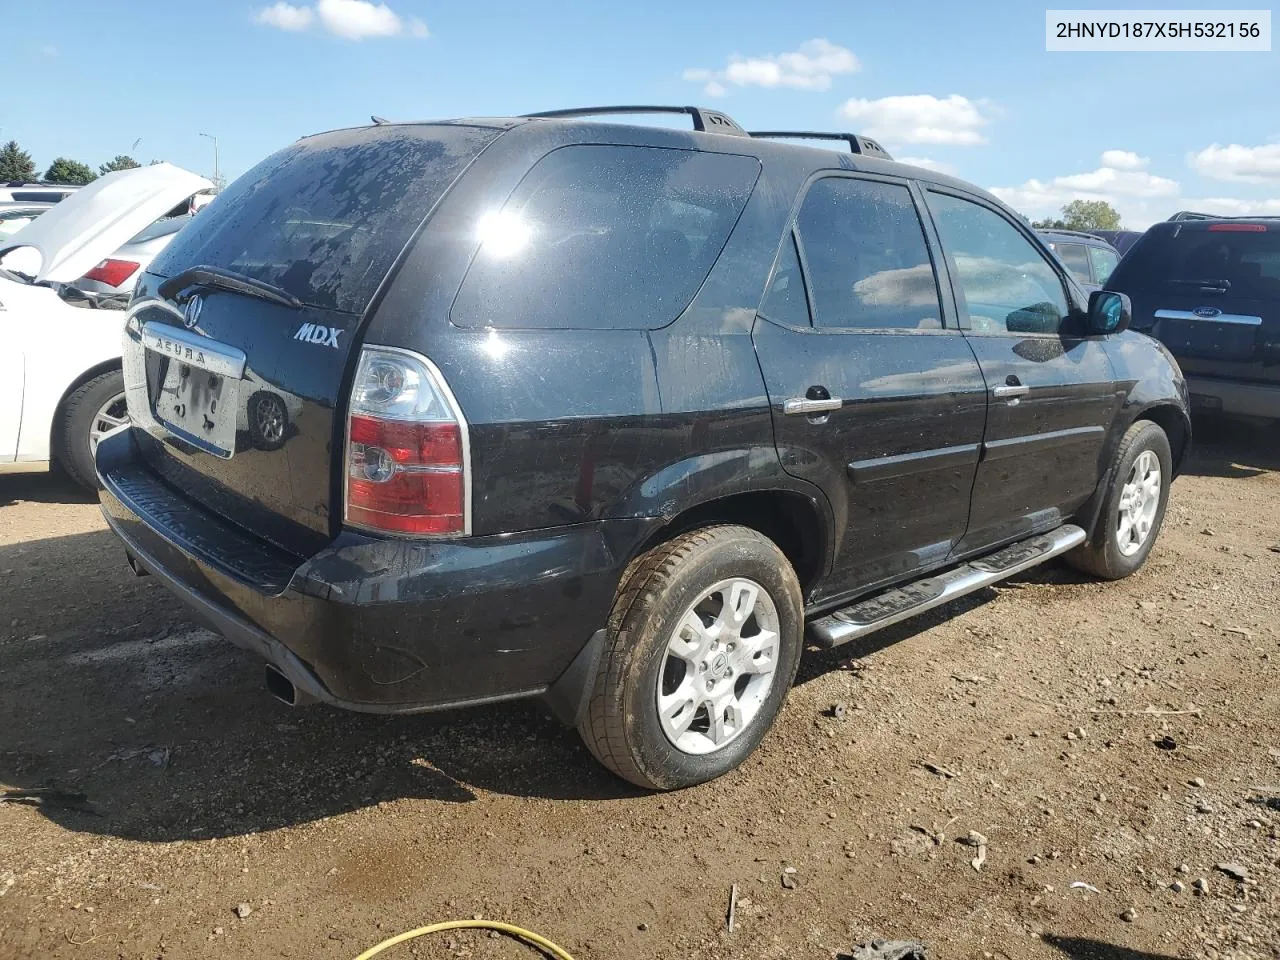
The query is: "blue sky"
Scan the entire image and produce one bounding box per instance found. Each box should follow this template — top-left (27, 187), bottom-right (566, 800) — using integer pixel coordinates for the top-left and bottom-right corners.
top-left (6, 0), bottom-right (1277, 226)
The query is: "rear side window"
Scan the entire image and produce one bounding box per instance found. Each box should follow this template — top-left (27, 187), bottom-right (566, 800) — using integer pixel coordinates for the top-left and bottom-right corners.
top-left (1052, 242), bottom-right (1091, 282)
top-left (149, 125), bottom-right (500, 313)
top-left (1087, 244), bottom-right (1119, 284)
top-left (1109, 224), bottom-right (1280, 300)
top-left (794, 177), bottom-right (943, 330)
top-left (11, 191), bottom-right (68, 203)
top-left (451, 145), bottom-right (760, 329)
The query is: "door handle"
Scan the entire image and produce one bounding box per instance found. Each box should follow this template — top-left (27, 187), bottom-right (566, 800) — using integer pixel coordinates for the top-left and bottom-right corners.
top-left (992, 385), bottom-right (1030, 399)
top-left (784, 397), bottom-right (843, 415)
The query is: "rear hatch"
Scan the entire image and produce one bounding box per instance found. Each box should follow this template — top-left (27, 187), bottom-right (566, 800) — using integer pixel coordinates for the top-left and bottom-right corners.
top-left (1107, 221), bottom-right (1280, 383)
top-left (127, 123), bottom-right (502, 554)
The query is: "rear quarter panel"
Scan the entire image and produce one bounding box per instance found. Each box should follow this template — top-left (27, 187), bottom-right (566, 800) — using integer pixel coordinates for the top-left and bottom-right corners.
top-left (361, 122), bottom-right (831, 546)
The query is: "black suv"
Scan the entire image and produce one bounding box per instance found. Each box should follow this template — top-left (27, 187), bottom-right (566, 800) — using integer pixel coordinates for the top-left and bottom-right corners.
top-left (1106, 217), bottom-right (1280, 421)
top-left (97, 106), bottom-right (1190, 790)
top-left (1037, 229), bottom-right (1122, 292)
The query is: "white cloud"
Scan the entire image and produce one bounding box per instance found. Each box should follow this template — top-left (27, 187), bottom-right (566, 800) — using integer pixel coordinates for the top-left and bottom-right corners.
top-left (1189, 142), bottom-right (1280, 184)
top-left (683, 39), bottom-right (859, 96)
top-left (254, 2), bottom-right (313, 30)
top-left (1100, 149), bottom-right (1147, 170)
top-left (316, 0), bottom-right (402, 39)
top-left (989, 151), bottom-right (1195, 228)
top-left (253, 0), bottom-right (427, 39)
top-left (897, 156), bottom-right (958, 176)
top-left (837, 95), bottom-right (991, 146)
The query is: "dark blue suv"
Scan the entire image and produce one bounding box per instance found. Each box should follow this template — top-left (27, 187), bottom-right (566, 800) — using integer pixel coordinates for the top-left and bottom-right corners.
top-left (1107, 218), bottom-right (1280, 421)
top-left (1037, 229), bottom-right (1122, 292)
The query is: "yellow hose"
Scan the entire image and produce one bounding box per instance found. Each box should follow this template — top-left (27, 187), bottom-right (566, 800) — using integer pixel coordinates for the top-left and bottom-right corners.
top-left (352, 919), bottom-right (576, 960)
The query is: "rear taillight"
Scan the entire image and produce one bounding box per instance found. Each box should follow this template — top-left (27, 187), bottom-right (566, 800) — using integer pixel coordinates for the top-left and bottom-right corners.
top-left (344, 347), bottom-right (469, 536)
top-left (1208, 223), bottom-right (1267, 232)
top-left (82, 258), bottom-right (140, 287)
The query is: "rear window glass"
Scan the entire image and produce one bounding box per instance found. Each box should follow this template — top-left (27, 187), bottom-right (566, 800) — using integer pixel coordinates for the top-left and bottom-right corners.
top-left (451, 144), bottom-right (760, 329)
top-left (1109, 224), bottom-right (1280, 300)
top-left (1050, 241), bottom-right (1091, 281)
top-left (149, 125), bottom-right (499, 313)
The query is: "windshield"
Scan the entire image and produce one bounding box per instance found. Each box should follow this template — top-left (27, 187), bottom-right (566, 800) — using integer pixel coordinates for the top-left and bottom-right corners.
top-left (149, 125), bottom-right (500, 313)
top-left (1110, 223), bottom-right (1280, 300)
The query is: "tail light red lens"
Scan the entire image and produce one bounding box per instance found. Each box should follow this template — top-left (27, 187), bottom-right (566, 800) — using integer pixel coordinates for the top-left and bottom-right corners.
top-left (345, 347), bottom-right (469, 536)
top-left (82, 258), bottom-right (140, 287)
top-left (1208, 223), bottom-right (1267, 232)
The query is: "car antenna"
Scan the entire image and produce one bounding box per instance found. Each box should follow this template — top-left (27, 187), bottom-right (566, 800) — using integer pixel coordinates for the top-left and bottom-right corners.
top-left (371, 115), bottom-right (391, 125)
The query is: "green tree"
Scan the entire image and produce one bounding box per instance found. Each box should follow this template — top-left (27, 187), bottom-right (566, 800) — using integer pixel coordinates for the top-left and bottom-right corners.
top-left (1034, 199), bottom-right (1121, 232)
top-left (43, 157), bottom-right (97, 185)
top-left (99, 154), bottom-right (141, 175)
top-left (0, 140), bottom-right (37, 182)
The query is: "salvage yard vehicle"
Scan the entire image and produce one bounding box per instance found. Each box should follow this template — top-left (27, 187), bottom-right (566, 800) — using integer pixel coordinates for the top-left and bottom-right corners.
top-left (1106, 217), bottom-right (1280, 422)
top-left (0, 164), bottom-right (212, 487)
top-left (96, 106), bottom-right (1191, 790)
top-left (1037, 228), bottom-right (1121, 292)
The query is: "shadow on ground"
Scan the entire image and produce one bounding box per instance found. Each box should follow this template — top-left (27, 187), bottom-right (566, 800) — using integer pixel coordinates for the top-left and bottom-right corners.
top-left (0, 527), bottom-right (642, 846)
top-left (1181, 412), bottom-right (1280, 479)
top-left (0, 470), bottom-right (96, 508)
top-left (1042, 934), bottom-right (1186, 960)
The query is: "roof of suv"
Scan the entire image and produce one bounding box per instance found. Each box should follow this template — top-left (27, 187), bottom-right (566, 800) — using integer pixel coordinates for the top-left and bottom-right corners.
top-left (307, 105), bottom-right (1004, 209)
top-left (1036, 229), bottom-right (1115, 248)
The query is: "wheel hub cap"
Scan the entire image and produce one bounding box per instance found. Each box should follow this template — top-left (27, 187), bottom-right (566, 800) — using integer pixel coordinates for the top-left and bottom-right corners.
top-left (88, 392), bottom-right (129, 458)
top-left (657, 577), bottom-right (780, 756)
top-left (1115, 450), bottom-right (1161, 557)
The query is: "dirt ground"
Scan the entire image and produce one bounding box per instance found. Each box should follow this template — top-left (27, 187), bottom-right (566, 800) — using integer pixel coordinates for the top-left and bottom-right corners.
top-left (1, 415), bottom-right (1277, 960)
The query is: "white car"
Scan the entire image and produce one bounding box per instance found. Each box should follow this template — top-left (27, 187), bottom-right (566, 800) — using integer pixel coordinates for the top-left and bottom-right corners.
top-left (0, 164), bottom-right (213, 488)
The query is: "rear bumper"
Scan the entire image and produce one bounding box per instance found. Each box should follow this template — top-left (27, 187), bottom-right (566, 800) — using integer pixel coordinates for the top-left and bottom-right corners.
top-left (96, 427), bottom-right (656, 714)
top-left (1186, 375), bottom-right (1280, 420)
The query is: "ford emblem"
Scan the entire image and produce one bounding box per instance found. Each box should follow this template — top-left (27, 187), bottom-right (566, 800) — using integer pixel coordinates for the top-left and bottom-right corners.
top-left (1193, 305), bottom-right (1222, 319)
top-left (183, 294), bottom-right (204, 330)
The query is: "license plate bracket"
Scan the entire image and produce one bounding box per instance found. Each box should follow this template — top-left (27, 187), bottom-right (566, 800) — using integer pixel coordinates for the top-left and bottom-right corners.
top-left (155, 361), bottom-right (241, 458)
top-left (140, 321), bottom-right (248, 459)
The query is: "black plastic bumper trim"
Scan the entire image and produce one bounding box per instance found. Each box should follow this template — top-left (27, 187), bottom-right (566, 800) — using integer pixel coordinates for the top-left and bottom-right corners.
top-left (105, 507), bottom-right (546, 716)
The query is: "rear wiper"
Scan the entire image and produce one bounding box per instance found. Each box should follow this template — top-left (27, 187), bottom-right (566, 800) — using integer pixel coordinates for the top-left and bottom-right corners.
top-left (1169, 278), bottom-right (1230, 293)
top-left (159, 265), bottom-right (302, 310)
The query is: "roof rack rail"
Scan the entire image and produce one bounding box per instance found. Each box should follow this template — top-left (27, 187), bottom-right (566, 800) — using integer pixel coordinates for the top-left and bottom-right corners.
top-left (1037, 228), bottom-right (1107, 241)
top-left (522, 105), bottom-right (749, 137)
top-left (1168, 210), bottom-right (1280, 222)
top-left (748, 131), bottom-right (893, 161)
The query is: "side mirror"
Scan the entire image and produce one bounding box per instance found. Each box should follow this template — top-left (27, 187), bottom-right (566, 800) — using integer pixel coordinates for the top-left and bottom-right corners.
top-left (1088, 290), bottom-right (1131, 335)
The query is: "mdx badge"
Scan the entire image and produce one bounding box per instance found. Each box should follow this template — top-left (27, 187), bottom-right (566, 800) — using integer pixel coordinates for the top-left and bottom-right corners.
top-left (294, 323), bottom-right (342, 348)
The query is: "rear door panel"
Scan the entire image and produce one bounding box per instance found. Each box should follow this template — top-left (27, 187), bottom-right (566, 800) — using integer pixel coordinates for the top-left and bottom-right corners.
top-left (752, 173), bottom-right (986, 604)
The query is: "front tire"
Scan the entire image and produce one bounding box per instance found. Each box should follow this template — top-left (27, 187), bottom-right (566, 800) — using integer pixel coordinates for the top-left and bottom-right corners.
top-left (1066, 420), bottom-right (1172, 580)
top-left (57, 369), bottom-right (127, 490)
top-left (579, 525), bottom-right (804, 790)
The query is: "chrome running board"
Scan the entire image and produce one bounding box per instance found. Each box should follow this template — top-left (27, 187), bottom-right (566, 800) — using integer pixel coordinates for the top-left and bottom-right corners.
top-left (809, 524), bottom-right (1086, 648)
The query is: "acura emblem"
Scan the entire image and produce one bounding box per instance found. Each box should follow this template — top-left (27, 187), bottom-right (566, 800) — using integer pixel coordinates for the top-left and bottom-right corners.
top-left (1193, 305), bottom-right (1222, 319)
top-left (183, 294), bottom-right (204, 329)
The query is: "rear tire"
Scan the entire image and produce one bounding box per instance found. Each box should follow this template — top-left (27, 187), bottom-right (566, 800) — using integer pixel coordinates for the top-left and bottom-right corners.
top-left (1066, 420), bottom-right (1172, 580)
top-left (56, 369), bottom-right (127, 490)
top-left (579, 525), bottom-right (804, 790)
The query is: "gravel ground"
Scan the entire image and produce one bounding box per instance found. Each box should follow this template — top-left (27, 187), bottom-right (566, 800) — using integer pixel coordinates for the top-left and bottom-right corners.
top-left (1, 415), bottom-right (1277, 960)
